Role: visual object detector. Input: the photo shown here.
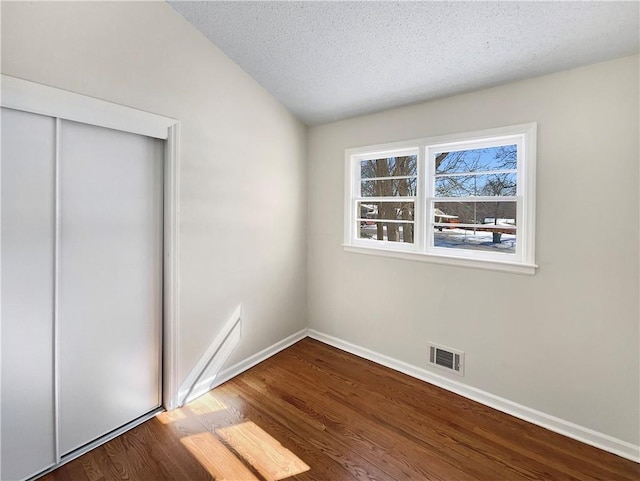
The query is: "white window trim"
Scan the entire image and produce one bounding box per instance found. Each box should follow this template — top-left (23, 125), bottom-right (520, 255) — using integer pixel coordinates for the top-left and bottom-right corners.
top-left (344, 123), bottom-right (537, 275)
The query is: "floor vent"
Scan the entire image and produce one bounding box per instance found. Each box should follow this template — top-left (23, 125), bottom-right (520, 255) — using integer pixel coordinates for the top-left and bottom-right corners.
top-left (428, 343), bottom-right (464, 376)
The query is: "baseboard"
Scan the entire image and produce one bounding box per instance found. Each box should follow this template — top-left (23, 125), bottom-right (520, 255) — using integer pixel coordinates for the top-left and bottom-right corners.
top-left (191, 328), bottom-right (309, 400)
top-left (307, 329), bottom-right (640, 463)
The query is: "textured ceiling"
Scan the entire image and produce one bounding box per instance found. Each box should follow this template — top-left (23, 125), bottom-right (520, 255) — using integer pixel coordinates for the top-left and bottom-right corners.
top-left (168, 1), bottom-right (640, 125)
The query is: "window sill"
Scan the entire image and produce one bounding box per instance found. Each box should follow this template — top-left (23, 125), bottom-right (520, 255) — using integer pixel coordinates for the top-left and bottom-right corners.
top-left (343, 244), bottom-right (537, 275)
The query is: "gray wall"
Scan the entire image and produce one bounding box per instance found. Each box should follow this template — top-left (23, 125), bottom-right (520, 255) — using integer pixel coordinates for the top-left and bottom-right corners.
top-left (307, 55), bottom-right (640, 445)
top-left (1, 1), bottom-right (308, 384)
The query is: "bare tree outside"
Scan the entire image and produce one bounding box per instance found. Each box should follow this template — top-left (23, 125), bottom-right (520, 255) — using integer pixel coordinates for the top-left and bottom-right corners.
top-left (434, 144), bottom-right (518, 249)
top-left (360, 155), bottom-right (416, 243)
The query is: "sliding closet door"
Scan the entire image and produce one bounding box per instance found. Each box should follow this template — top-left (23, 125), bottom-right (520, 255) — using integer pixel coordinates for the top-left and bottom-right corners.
top-left (58, 120), bottom-right (163, 455)
top-left (1, 108), bottom-right (57, 480)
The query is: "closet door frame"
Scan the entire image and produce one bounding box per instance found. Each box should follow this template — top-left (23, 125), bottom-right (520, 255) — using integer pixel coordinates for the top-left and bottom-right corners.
top-left (1, 75), bottom-right (182, 469)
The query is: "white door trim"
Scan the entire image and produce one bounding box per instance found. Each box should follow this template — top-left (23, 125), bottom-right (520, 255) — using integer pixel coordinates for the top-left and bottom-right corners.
top-left (163, 122), bottom-right (181, 410)
top-left (1, 75), bottom-right (174, 139)
top-left (1, 75), bottom-right (181, 414)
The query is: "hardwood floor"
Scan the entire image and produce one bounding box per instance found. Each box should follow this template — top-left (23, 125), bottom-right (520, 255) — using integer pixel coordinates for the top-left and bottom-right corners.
top-left (41, 338), bottom-right (640, 481)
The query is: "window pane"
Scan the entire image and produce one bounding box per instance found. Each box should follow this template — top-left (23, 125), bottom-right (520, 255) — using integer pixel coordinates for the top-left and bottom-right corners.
top-left (435, 173), bottom-right (516, 197)
top-left (435, 145), bottom-right (517, 174)
top-left (361, 177), bottom-right (417, 197)
top-left (358, 201), bottom-right (414, 221)
top-left (434, 228), bottom-right (516, 253)
top-left (433, 201), bottom-right (516, 254)
top-left (433, 201), bottom-right (516, 226)
top-left (361, 155), bottom-right (417, 178)
top-left (359, 221), bottom-right (415, 243)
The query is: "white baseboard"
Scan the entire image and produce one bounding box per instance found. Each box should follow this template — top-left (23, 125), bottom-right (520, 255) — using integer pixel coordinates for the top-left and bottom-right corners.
top-left (189, 328), bottom-right (309, 402)
top-left (307, 329), bottom-right (640, 463)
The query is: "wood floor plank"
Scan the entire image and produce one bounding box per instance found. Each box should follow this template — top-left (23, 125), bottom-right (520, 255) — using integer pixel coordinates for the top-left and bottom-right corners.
top-left (216, 421), bottom-right (310, 480)
top-left (261, 345), bottom-right (546, 479)
top-left (39, 338), bottom-right (640, 481)
top-left (235, 369), bottom-right (482, 480)
top-left (79, 457), bottom-right (104, 481)
top-left (280, 347), bottom-right (575, 479)
top-left (272, 377), bottom-right (504, 477)
top-left (136, 404), bottom-right (220, 481)
top-left (220, 381), bottom-right (393, 481)
top-left (181, 431), bottom-right (260, 481)
top-left (294, 339), bottom-right (639, 481)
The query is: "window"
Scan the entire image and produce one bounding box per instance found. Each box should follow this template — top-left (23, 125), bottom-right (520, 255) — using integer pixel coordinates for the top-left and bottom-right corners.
top-left (344, 123), bottom-right (537, 274)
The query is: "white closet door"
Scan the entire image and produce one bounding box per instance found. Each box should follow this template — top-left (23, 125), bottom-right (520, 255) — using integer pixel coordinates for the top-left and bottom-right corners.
top-left (58, 120), bottom-right (163, 455)
top-left (1, 108), bottom-right (57, 480)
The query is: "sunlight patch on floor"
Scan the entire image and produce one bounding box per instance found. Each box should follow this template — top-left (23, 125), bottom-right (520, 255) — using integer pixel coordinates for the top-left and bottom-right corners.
top-left (156, 409), bottom-right (187, 424)
top-left (187, 393), bottom-right (228, 416)
top-left (181, 431), bottom-right (260, 481)
top-left (216, 421), bottom-right (310, 480)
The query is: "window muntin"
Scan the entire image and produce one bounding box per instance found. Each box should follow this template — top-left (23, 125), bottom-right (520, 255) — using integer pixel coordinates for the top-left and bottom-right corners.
top-left (345, 124), bottom-right (536, 272)
top-left (361, 178), bottom-right (417, 197)
top-left (435, 173), bottom-right (517, 197)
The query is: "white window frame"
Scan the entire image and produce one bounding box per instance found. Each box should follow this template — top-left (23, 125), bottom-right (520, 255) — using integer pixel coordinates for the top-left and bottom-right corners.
top-left (344, 123), bottom-right (537, 275)
top-left (347, 146), bottom-right (419, 253)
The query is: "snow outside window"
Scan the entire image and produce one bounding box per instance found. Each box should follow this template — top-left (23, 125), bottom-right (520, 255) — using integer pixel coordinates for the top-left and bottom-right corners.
top-left (344, 124), bottom-right (537, 274)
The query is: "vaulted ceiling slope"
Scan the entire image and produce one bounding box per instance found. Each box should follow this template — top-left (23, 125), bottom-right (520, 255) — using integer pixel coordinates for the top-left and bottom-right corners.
top-left (168, 1), bottom-right (639, 125)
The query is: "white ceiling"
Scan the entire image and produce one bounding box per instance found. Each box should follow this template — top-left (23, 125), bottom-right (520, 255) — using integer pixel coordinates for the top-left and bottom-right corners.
top-left (168, 1), bottom-right (640, 125)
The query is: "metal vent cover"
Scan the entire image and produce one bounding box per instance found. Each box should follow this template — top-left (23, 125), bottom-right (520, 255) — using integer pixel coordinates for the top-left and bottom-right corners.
top-left (429, 343), bottom-right (464, 376)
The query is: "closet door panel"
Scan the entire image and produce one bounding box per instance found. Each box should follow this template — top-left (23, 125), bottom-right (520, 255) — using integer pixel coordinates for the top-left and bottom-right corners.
top-left (58, 120), bottom-right (163, 455)
top-left (1, 108), bottom-right (57, 480)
